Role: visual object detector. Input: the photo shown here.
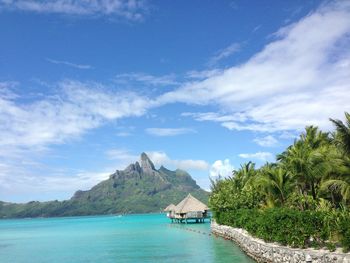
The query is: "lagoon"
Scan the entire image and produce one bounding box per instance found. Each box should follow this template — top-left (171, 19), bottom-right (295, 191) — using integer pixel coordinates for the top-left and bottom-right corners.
top-left (0, 213), bottom-right (253, 263)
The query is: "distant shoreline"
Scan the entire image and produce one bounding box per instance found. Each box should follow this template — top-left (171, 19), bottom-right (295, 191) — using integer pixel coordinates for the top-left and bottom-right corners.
top-left (0, 211), bottom-right (166, 220)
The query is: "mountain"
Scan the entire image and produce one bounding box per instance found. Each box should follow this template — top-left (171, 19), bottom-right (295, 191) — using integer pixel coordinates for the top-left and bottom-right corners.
top-left (0, 153), bottom-right (209, 218)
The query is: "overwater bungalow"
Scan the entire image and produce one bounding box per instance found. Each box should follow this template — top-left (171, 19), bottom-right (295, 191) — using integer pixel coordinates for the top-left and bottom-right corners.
top-left (164, 203), bottom-right (176, 219)
top-left (165, 194), bottom-right (210, 223)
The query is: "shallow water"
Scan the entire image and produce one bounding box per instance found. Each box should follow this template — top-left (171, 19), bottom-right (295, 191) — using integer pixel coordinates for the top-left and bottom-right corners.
top-left (0, 213), bottom-right (254, 263)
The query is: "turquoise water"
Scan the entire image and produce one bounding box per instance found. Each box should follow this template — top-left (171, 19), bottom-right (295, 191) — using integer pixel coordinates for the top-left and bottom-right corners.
top-left (0, 214), bottom-right (254, 263)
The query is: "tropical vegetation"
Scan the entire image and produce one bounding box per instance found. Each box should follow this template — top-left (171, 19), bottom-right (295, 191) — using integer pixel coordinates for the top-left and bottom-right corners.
top-left (210, 112), bottom-right (350, 252)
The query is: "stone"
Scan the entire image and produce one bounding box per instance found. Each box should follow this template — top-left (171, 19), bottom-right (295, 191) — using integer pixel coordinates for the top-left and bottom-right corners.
top-left (211, 221), bottom-right (350, 263)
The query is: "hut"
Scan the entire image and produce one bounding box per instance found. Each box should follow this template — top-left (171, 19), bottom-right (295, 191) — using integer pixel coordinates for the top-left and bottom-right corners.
top-left (165, 194), bottom-right (210, 223)
top-left (164, 203), bottom-right (176, 219)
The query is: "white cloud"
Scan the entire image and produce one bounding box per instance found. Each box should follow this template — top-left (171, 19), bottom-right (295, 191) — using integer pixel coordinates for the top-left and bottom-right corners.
top-left (0, 81), bottom-right (18, 99)
top-left (239, 152), bottom-right (274, 162)
top-left (1, 147), bottom-right (143, 202)
top-left (115, 72), bottom-right (178, 86)
top-left (253, 135), bottom-right (278, 147)
top-left (0, 145), bottom-right (117, 202)
top-left (252, 25), bottom-right (262, 33)
top-left (145, 127), bottom-right (195, 136)
top-left (0, 164), bottom-right (112, 202)
top-left (0, 80), bottom-right (151, 151)
top-left (105, 149), bottom-right (138, 162)
top-left (46, 58), bottom-right (92, 69)
top-left (279, 131), bottom-right (299, 140)
top-left (208, 42), bottom-right (241, 65)
top-left (158, 1), bottom-right (350, 133)
top-left (116, 131), bottom-right (132, 137)
top-left (0, 80), bottom-right (154, 201)
top-left (146, 151), bottom-right (209, 171)
top-left (209, 159), bottom-right (234, 178)
top-left (182, 112), bottom-right (247, 123)
top-left (115, 126), bottom-right (135, 137)
top-left (0, 81), bottom-right (18, 88)
top-left (0, 0), bottom-right (147, 21)
top-left (185, 69), bottom-right (223, 80)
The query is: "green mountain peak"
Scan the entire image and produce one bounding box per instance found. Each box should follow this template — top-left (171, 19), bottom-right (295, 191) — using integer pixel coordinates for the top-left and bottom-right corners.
top-left (0, 153), bottom-right (208, 218)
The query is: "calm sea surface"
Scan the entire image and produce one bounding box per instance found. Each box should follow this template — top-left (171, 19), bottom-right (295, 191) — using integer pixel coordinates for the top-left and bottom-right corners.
top-left (0, 213), bottom-right (254, 263)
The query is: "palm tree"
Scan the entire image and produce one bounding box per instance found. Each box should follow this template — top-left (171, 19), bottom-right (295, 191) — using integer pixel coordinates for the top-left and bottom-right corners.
top-left (330, 112), bottom-right (350, 156)
top-left (300, 126), bottom-right (330, 149)
top-left (232, 162), bottom-right (256, 191)
top-left (321, 157), bottom-right (350, 204)
top-left (254, 165), bottom-right (294, 207)
top-left (322, 179), bottom-right (350, 204)
top-left (277, 126), bottom-right (331, 200)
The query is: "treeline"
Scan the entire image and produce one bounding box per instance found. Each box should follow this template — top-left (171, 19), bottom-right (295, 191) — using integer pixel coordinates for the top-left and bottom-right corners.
top-left (209, 112), bottom-right (350, 252)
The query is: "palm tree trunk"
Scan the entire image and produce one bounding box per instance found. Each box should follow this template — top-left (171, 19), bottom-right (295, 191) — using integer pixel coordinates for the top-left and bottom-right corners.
top-left (311, 182), bottom-right (317, 200)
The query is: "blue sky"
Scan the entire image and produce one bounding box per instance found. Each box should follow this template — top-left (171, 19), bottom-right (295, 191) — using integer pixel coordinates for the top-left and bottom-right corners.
top-left (1, 0), bottom-right (350, 202)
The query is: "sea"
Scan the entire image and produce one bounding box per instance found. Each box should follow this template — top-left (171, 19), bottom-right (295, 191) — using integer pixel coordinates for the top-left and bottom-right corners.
top-left (0, 213), bottom-right (254, 263)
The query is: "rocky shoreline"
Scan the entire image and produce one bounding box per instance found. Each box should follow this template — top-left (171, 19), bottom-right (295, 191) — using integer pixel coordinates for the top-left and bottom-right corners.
top-left (211, 221), bottom-right (350, 263)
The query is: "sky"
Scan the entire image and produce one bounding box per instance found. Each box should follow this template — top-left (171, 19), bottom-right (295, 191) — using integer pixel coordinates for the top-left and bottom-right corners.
top-left (1, 0), bottom-right (350, 203)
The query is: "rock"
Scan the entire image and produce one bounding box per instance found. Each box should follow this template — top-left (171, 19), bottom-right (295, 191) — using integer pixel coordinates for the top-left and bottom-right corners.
top-left (211, 221), bottom-right (350, 263)
top-left (140, 152), bottom-right (155, 172)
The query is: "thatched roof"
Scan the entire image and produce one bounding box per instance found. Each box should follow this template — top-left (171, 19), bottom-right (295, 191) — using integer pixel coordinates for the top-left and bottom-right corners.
top-left (164, 203), bottom-right (176, 212)
top-left (174, 194), bottom-right (208, 213)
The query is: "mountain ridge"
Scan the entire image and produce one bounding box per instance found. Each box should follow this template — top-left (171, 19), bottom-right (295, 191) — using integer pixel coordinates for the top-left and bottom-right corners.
top-left (0, 153), bottom-right (209, 218)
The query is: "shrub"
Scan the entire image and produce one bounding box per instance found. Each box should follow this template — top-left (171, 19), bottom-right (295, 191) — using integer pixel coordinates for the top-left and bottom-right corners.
top-left (215, 208), bottom-right (350, 251)
top-left (338, 211), bottom-right (350, 252)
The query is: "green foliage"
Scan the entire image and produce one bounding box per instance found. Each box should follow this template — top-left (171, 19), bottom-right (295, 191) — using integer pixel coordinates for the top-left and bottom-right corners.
top-left (209, 178), bottom-right (263, 211)
top-left (285, 192), bottom-right (318, 211)
top-left (330, 112), bottom-right (350, 156)
top-left (337, 210), bottom-right (350, 252)
top-left (321, 157), bottom-right (350, 205)
top-left (216, 208), bottom-right (350, 251)
top-left (210, 112), bottom-right (350, 251)
top-left (255, 165), bottom-right (294, 207)
top-left (277, 126), bottom-right (332, 201)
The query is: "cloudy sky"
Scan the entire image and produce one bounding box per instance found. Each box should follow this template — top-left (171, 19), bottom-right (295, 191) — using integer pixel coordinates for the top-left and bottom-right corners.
top-left (1, 0), bottom-right (349, 202)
